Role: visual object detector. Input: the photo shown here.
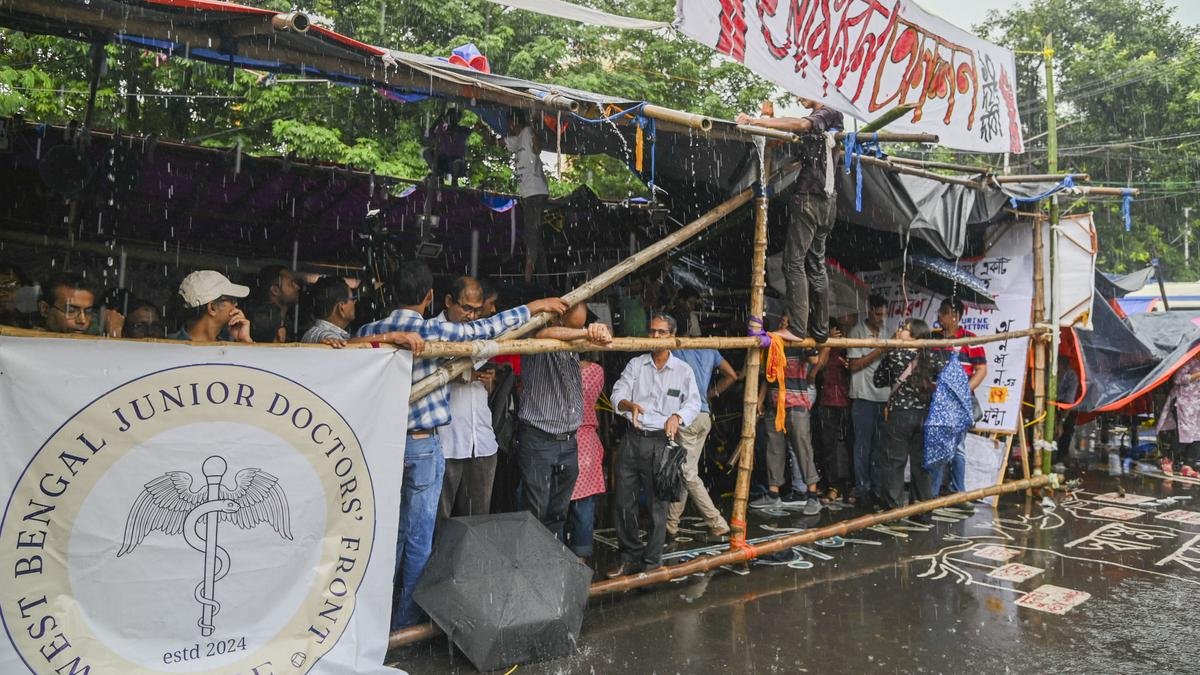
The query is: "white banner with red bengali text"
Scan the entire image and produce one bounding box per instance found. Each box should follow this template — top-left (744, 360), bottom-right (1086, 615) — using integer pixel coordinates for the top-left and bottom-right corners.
top-left (0, 337), bottom-right (410, 675)
top-left (676, 0), bottom-right (1026, 153)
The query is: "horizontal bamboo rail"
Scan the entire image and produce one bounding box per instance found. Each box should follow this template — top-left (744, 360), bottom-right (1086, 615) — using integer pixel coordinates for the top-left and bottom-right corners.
top-left (854, 154), bottom-right (985, 189)
top-left (993, 172), bottom-right (1088, 183)
top-left (388, 473), bottom-right (1059, 650)
top-left (832, 130), bottom-right (939, 143)
top-left (889, 156), bottom-right (995, 174)
top-left (0, 325), bottom-right (1048, 353)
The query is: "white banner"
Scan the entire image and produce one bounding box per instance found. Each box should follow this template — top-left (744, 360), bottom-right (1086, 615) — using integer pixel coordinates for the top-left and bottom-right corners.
top-left (0, 337), bottom-right (410, 675)
top-left (860, 223), bottom-right (1034, 433)
top-left (676, 0), bottom-right (1025, 153)
top-left (1042, 212), bottom-right (1097, 328)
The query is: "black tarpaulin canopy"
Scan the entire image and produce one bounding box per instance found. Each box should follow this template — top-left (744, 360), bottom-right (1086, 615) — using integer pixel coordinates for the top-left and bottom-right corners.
top-left (1058, 283), bottom-right (1200, 414)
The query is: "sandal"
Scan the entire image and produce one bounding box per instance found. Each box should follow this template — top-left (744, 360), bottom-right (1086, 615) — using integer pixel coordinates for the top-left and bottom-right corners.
top-left (821, 487), bottom-right (840, 504)
top-left (1161, 457), bottom-right (1175, 476)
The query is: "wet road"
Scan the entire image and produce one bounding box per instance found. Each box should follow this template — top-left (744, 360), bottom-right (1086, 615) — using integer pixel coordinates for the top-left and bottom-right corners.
top-left (389, 470), bottom-right (1200, 674)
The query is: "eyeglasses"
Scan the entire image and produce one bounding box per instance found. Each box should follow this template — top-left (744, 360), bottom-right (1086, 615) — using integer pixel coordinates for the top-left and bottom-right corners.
top-left (648, 328), bottom-right (673, 336)
top-left (455, 301), bottom-right (485, 316)
top-left (214, 296), bottom-right (239, 307)
top-left (51, 304), bottom-right (95, 320)
top-left (128, 321), bottom-right (164, 334)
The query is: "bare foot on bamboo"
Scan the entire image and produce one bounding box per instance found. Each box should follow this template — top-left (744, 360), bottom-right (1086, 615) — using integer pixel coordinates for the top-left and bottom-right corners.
top-left (772, 327), bottom-right (805, 343)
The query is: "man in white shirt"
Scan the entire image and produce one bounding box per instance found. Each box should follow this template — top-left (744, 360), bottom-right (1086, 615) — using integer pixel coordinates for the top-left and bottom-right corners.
top-left (607, 314), bottom-right (702, 578)
top-left (847, 294), bottom-right (891, 507)
top-left (503, 109), bottom-right (549, 284)
top-left (439, 277), bottom-right (501, 519)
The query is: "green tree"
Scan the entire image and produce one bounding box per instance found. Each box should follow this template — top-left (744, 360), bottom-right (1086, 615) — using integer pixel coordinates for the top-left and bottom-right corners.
top-left (0, 0), bottom-right (773, 201)
top-left (977, 0), bottom-right (1200, 280)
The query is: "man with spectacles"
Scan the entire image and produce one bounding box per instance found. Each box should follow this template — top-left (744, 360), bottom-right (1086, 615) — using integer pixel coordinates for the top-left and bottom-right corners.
top-left (301, 276), bottom-right (424, 353)
top-left (172, 270), bottom-right (253, 343)
top-left (438, 276), bottom-right (509, 522)
top-left (356, 262), bottom-right (567, 630)
top-left (37, 273), bottom-right (96, 334)
top-left (607, 313), bottom-right (701, 578)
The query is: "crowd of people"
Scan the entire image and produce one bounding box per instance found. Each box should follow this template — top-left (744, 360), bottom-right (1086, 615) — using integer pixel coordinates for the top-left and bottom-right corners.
top-left (0, 98), bottom-right (995, 634)
top-left (2, 256), bottom-right (999, 629)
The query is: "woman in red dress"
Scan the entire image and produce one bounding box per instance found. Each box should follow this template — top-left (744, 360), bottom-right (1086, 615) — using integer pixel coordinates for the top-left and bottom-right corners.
top-left (566, 354), bottom-right (606, 558)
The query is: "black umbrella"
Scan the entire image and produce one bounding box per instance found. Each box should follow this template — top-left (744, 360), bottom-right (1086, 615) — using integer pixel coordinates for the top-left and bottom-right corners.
top-left (903, 254), bottom-right (997, 308)
top-left (413, 511), bottom-right (592, 671)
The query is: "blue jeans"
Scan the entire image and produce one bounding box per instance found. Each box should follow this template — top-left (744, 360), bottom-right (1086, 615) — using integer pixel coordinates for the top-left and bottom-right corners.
top-left (851, 400), bottom-right (886, 499)
top-left (392, 434), bottom-right (446, 630)
top-left (949, 435), bottom-right (967, 493)
top-left (566, 495), bottom-right (596, 557)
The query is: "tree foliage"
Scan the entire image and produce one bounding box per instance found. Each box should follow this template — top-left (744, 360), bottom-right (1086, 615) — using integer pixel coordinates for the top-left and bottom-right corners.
top-left (977, 0), bottom-right (1200, 279)
top-left (0, 0), bottom-right (772, 201)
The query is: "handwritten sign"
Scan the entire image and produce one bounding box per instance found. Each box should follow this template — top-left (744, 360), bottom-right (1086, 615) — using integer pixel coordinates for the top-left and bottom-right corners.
top-left (988, 563), bottom-right (1044, 583)
top-left (1016, 585), bottom-right (1090, 615)
top-left (1090, 506), bottom-right (1146, 521)
top-left (859, 224), bottom-right (1033, 433)
top-left (1156, 510), bottom-right (1200, 525)
top-left (677, 0), bottom-right (1025, 152)
top-left (973, 545), bottom-right (1022, 562)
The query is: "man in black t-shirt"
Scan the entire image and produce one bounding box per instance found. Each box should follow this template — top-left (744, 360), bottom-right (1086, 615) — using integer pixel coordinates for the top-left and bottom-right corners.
top-left (737, 98), bottom-right (844, 343)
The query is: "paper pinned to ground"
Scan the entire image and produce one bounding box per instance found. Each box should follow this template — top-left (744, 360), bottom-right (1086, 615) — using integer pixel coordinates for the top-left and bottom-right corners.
top-left (1016, 585), bottom-right (1090, 614)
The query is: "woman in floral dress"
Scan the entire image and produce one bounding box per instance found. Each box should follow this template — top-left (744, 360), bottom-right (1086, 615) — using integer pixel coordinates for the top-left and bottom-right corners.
top-left (565, 354), bottom-right (607, 559)
top-left (1158, 354), bottom-right (1200, 475)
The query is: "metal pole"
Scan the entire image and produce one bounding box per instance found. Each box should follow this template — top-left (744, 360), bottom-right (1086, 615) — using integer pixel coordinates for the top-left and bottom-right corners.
top-left (1184, 207), bottom-right (1191, 263)
top-left (1043, 34), bottom-right (1059, 477)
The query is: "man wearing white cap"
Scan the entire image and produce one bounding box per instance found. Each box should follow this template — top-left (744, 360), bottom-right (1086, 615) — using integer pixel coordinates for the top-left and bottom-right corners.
top-left (172, 270), bottom-right (253, 343)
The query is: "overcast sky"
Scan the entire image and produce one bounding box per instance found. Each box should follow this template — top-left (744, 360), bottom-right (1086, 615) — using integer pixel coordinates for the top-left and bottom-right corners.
top-left (915, 0), bottom-right (1200, 31)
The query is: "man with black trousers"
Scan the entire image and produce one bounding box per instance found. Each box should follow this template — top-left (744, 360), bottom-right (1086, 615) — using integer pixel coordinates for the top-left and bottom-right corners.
top-left (516, 302), bottom-right (613, 543)
top-left (607, 313), bottom-right (702, 578)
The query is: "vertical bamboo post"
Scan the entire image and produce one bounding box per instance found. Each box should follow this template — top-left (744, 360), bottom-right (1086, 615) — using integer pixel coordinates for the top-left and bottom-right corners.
top-left (1030, 215), bottom-right (1047, 474)
top-left (1042, 33), bottom-right (1060, 477)
top-left (729, 145), bottom-right (771, 549)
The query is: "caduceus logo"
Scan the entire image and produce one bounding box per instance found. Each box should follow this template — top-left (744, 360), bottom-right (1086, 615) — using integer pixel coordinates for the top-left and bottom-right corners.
top-left (117, 455), bottom-right (292, 636)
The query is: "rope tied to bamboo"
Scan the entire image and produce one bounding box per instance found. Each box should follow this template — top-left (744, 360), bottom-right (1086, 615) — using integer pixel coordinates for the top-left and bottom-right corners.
top-left (746, 315), bottom-right (771, 348)
top-left (842, 131), bottom-right (883, 212)
top-left (470, 339), bottom-right (500, 360)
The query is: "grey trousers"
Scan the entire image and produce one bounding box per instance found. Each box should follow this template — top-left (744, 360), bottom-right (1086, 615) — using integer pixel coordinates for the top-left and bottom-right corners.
top-left (784, 192), bottom-right (836, 338)
top-left (764, 407), bottom-right (820, 489)
top-left (516, 425), bottom-right (579, 543)
top-left (666, 412), bottom-right (728, 534)
top-left (439, 454), bottom-right (498, 520)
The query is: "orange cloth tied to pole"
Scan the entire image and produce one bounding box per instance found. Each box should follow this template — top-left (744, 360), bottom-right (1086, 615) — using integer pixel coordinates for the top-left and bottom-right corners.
top-left (763, 332), bottom-right (787, 432)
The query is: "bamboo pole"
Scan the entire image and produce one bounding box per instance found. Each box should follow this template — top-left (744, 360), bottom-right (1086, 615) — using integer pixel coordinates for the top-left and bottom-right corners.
top-left (859, 103), bottom-right (916, 132)
top-left (411, 327), bottom-right (1048, 359)
top-left (993, 173), bottom-right (1088, 183)
top-left (408, 187), bottom-right (756, 402)
top-left (0, 325), bottom-right (1049, 357)
top-left (831, 130), bottom-right (939, 143)
top-left (387, 473), bottom-right (1059, 649)
top-left (642, 104), bottom-right (714, 131)
top-left (854, 154), bottom-right (985, 189)
top-left (729, 146), bottom-right (771, 549)
top-left (889, 156), bottom-right (995, 174)
top-left (1043, 33), bottom-right (1060, 478)
top-left (1030, 215), bottom-right (1048, 473)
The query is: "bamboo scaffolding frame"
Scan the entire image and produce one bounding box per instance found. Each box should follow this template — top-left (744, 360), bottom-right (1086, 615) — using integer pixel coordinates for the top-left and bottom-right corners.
top-left (993, 172), bottom-right (1088, 183)
top-left (408, 187), bottom-right (756, 401)
top-left (729, 148), bottom-right (771, 548)
top-left (854, 154), bottom-right (985, 189)
top-left (387, 473), bottom-right (1059, 649)
top-left (1031, 216), bottom-right (1048, 472)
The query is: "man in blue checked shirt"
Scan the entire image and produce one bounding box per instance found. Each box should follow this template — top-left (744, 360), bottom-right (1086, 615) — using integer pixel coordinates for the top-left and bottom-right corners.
top-left (358, 261), bottom-right (567, 629)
